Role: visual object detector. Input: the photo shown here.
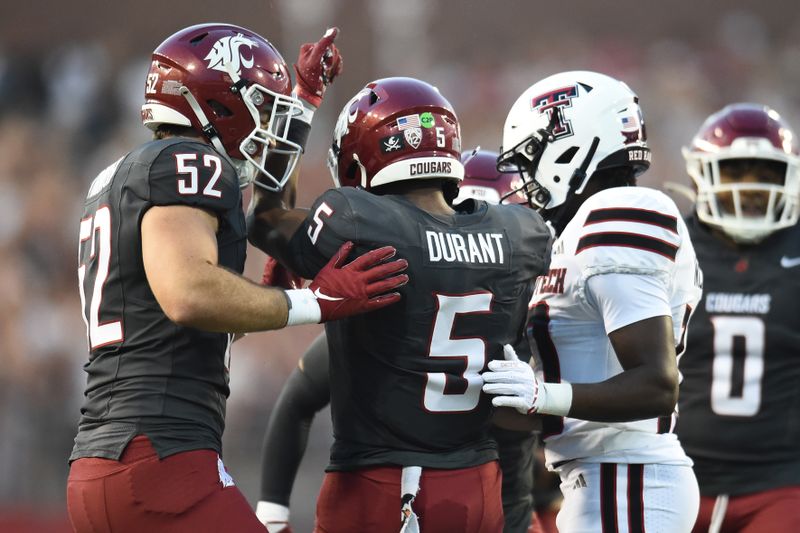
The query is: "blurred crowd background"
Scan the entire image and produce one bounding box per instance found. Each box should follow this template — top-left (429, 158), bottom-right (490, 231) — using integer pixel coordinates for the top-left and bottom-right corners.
top-left (2, 0), bottom-right (800, 530)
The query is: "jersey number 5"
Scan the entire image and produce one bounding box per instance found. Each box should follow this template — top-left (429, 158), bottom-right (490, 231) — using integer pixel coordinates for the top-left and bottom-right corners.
top-left (78, 206), bottom-right (123, 350)
top-left (424, 293), bottom-right (492, 413)
top-left (307, 202), bottom-right (333, 245)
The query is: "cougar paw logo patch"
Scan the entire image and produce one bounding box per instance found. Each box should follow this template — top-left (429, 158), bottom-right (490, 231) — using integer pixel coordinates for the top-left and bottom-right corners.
top-left (205, 34), bottom-right (259, 76)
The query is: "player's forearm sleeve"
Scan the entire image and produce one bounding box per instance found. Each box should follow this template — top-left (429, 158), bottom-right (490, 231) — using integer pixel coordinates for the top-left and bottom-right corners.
top-left (260, 336), bottom-right (331, 504)
top-left (492, 427), bottom-right (537, 524)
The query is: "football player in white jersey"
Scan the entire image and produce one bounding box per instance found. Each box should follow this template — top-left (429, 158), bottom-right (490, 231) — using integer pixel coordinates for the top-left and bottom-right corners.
top-left (482, 71), bottom-right (703, 532)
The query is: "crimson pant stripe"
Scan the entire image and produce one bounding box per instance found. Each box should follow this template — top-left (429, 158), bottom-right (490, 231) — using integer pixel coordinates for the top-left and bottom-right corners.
top-left (576, 232), bottom-right (678, 261)
top-left (660, 304), bottom-right (693, 435)
top-left (585, 208), bottom-right (678, 233)
top-left (601, 463), bottom-right (618, 533)
top-left (627, 464), bottom-right (645, 533)
top-left (675, 305), bottom-right (693, 355)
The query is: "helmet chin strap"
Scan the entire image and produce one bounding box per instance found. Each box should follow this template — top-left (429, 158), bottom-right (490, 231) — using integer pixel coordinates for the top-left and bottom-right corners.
top-left (352, 154), bottom-right (368, 189)
top-left (546, 136), bottom-right (600, 235)
top-left (179, 86), bottom-right (237, 170)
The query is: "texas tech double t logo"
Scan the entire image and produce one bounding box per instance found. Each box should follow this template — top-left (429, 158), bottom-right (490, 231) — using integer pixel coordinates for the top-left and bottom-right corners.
top-left (531, 85), bottom-right (578, 140)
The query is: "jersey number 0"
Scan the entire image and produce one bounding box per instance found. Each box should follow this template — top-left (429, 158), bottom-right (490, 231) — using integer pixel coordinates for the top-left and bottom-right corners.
top-left (710, 315), bottom-right (765, 417)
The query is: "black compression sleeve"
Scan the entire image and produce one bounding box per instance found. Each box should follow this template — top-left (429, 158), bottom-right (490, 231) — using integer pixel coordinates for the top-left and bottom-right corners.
top-left (257, 118), bottom-right (313, 190)
top-left (287, 116), bottom-right (312, 153)
top-left (492, 427), bottom-right (537, 533)
top-left (260, 332), bottom-right (330, 504)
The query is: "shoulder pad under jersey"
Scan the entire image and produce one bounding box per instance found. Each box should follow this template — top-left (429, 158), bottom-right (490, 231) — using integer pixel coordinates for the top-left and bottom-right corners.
top-left (562, 187), bottom-right (686, 282)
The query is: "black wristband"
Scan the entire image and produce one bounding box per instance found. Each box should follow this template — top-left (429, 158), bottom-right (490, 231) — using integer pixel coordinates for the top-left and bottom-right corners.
top-left (287, 117), bottom-right (312, 153)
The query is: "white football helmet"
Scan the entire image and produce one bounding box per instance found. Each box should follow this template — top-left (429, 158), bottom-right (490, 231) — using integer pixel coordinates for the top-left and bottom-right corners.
top-left (499, 71), bottom-right (650, 211)
top-left (682, 103), bottom-right (800, 243)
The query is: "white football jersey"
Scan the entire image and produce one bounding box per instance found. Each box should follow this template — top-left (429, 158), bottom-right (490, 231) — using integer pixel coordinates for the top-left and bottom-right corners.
top-left (529, 186), bottom-right (702, 470)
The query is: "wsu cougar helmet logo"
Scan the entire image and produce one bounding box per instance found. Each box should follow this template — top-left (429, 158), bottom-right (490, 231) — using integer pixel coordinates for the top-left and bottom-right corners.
top-left (531, 85), bottom-right (578, 140)
top-left (205, 34), bottom-right (259, 76)
top-left (332, 88), bottom-right (371, 147)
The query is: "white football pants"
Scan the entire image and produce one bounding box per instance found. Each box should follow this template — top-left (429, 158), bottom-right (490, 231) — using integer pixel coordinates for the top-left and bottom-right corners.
top-left (555, 462), bottom-right (699, 533)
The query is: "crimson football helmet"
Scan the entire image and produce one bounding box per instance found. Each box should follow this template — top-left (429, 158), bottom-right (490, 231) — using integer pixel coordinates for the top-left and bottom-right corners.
top-left (683, 103), bottom-right (800, 243)
top-left (141, 23), bottom-right (304, 190)
top-left (453, 148), bottom-right (531, 207)
top-left (327, 77), bottom-right (463, 190)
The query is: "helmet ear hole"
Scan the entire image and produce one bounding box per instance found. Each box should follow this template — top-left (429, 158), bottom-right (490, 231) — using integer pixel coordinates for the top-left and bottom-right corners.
top-left (369, 91), bottom-right (380, 106)
top-left (207, 100), bottom-right (233, 118)
top-left (555, 146), bottom-right (579, 164)
top-left (345, 160), bottom-right (359, 180)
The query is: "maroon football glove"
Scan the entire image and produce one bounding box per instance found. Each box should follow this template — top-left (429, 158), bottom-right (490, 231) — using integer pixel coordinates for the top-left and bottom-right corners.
top-left (293, 27), bottom-right (343, 108)
top-left (261, 256), bottom-right (304, 290)
top-left (309, 241), bottom-right (408, 322)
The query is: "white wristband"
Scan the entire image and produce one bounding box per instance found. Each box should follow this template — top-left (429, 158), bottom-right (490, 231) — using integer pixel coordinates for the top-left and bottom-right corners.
top-left (290, 93), bottom-right (317, 122)
top-left (297, 103), bottom-right (315, 124)
top-left (401, 465), bottom-right (422, 500)
top-left (540, 382), bottom-right (573, 417)
top-left (255, 501), bottom-right (290, 528)
top-left (284, 288), bottom-right (321, 325)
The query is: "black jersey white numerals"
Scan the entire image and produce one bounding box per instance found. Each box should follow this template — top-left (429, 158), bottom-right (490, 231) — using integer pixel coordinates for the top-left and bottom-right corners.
top-left (284, 188), bottom-right (552, 470)
top-left (677, 215), bottom-right (800, 495)
top-left (72, 138), bottom-right (245, 462)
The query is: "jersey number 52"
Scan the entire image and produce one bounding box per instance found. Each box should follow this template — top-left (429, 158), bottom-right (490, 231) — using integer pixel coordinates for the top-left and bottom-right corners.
top-left (78, 206), bottom-right (123, 350)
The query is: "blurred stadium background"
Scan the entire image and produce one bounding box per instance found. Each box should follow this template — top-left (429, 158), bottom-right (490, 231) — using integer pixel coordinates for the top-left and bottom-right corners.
top-left (2, 0), bottom-right (799, 530)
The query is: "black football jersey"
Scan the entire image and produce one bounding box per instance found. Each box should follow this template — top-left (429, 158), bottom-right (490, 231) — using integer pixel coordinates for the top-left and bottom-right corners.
top-left (261, 329), bottom-right (538, 522)
top-left (284, 188), bottom-right (552, 470)
top-left (71, 137), bottom-right (246, 461)
top-left (676, 214), bottom-right (800, 495)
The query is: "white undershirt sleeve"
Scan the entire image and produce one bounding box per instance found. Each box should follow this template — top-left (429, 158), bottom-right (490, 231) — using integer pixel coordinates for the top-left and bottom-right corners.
top-left (585, 272), bottom-right (672, 334)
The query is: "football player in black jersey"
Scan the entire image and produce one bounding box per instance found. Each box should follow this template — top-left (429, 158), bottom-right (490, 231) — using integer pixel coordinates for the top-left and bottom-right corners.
top-left (248, 79), bottom-right (553, 531)
top-left (66, 24), bottom-right (409, 533)
top-left (255, 149), bottom-right (547, 533)
top-left (675, 103), bottom-right (800, 533)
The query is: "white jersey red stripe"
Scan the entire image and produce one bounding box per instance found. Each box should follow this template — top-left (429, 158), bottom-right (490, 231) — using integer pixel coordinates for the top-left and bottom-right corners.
top-left (530, 186), bottom-right (702, 469)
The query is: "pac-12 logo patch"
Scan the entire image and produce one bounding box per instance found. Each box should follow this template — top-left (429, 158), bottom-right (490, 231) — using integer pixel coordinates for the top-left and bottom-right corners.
top-left (531, 85), bottom-right (578, 139)
top-left (404, 127), bottom-right (423, 149)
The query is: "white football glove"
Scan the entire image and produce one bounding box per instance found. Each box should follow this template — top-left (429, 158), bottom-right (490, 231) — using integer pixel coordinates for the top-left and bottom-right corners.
top-left (482, 344), bottom-right (572, 417)
top-left (256, 501), bottom-right (292, 533)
